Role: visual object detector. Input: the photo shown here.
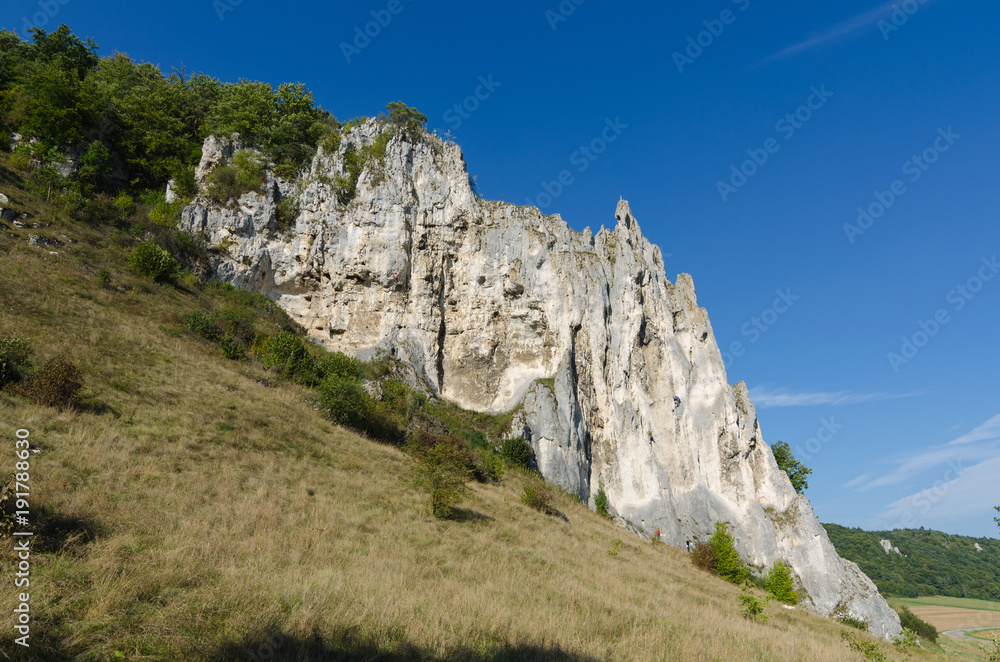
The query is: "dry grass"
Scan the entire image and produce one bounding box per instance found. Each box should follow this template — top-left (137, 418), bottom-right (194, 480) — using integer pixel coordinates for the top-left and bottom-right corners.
top-left (1, 161), bottom-right (998, 660)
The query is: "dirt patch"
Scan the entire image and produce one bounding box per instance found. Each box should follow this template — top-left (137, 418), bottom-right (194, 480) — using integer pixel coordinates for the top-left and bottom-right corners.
top-left (909, 606), bottom-right (1000, 631)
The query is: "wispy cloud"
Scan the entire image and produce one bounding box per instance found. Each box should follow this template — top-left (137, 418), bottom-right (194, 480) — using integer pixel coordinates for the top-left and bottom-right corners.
top-left (871, 454), bottom-right (1000, 530)
top-left (847, 413), bottom-right (1000, 491)
top-left (843, 473), bottom-right (872, 490)
top-left (756, 0), bottom-right (938, 66)
top-left (748, 387), bottom-right (919, 408)
top-left (948, 413), bottom-right (1000, 445)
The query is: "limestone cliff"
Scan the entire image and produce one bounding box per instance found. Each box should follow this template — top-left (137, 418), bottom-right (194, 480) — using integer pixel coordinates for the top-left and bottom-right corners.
top-left (178, 122), bottom-right (901, 638)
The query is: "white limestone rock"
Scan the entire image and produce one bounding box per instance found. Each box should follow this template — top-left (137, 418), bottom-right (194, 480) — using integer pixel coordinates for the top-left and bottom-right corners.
top-left (178, 124), bottom-right (902, 639)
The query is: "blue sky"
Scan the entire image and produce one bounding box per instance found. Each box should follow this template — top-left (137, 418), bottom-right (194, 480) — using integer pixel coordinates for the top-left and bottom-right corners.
top-left (8, 0), bottom-right (999, 537)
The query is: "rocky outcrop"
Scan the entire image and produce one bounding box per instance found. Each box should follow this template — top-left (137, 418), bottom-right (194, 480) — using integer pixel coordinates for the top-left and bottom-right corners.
top-left (880, 539), bottom-right (902, 555)
top-left (178, 121), bottom-right (901, 638)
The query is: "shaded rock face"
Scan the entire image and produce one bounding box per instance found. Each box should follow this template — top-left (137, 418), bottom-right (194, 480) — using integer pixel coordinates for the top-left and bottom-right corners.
top-left (178, 123), bottom-right (901, 639)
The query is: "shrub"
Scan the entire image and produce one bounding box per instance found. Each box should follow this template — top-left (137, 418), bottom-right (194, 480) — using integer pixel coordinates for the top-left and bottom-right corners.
top-left (415, 439), bottom-right (471, 519)
top-left (691, 541), bottom-right (718, 574)
top-left (841, 631), bottom-right (890, 662)
top-left (897, 605), bottom-right (937, 643)
top-left (892, 628), bottom-right (919, 648)
top-left (837, 615), bottom-right (867, 631)
top-left (219, 335), bottom-right (245, 361)
top-left (480, 449), bottom-right (505, 482)
top-left (315, 375), bottom-right (373, 431)
top-left (989, 635), bottom-right (1000, 662)
top-left (385, 101), bottom-right (427, 139)
top-left (207, 150), bottom-right (264, 205)
top-left (171, 165), bottom-right (198, 199)
top-left (521, 480), bottom-right (554, 514)
top-left (265, 331), bottom-right (318, 385)
top-left (275, 195), bottom-right (299, 232)
top-left (130, 242), bottom-right (177, 282)
top-left (186, 311), bottom-right (218, 341)
top-left (0, 338), bottom-right (34, 389)
top-left (95, 268), bottom-right (112, 289)
top-left (739, 582), bottom-right (771, 623)
top-left (709, 522), bottom-right (749, 585)
top-left (608, 539), bottom-right (622, 558)
top-left (765, 561), bottom-right (799, 605)
top-left (595, 483), bottom-right (610, 517)
top-left (500, 436), bottom-right (533, 469)
top-left (317, 352), bottom-right (361, 381)
top-left (17, 357), bottom-right (83, 410)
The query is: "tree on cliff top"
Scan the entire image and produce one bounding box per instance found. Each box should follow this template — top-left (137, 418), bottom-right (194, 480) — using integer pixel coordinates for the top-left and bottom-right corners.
top-left (771, 441), bottom-right (812, 494)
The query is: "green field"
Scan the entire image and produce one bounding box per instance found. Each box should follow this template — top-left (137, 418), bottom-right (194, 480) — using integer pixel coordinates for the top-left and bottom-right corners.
top-left (893, 596), bottom-right (1000, 613)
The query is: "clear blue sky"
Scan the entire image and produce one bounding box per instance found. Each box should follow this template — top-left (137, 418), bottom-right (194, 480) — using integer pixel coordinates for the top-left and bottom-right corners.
top-left (9, 0), bottom-right (999, 537)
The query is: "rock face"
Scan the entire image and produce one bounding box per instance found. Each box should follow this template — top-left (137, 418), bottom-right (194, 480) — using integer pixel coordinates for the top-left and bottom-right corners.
top-left (880, 539), bottom-right (902, 555)
top-left (178, 122), bottom-right (901, 638)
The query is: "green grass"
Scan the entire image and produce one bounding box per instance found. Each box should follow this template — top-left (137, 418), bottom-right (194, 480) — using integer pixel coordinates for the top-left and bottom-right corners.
top-left (894, 597), bottom-right (1000, 613)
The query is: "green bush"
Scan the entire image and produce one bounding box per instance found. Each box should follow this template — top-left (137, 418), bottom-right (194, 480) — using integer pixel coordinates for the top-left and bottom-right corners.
top-left (206, 150), bottom-right (264, 205)
top-left (841, 631), bottom-right (891, 662)
top-left (16, 357), bottom-right (83, 410)
top-left (500, 436), bottom-right (533, 469)
top-left (219, 335), bottom-right (245, 361)
top-left (608, 539), bottom-right (622, 558)
top-left (385, 101), bottom-right (427, 140)
top-left (0, 338), bottom-right (34, 389)
top-left (837, 615), bottom-right (867, 631)
top-left (479, 449), bottom-right (505, 482)
top-left (275, 195), bottom-right (299, 232)
top-left (765, 561), bottom-right (799, 605)
top-left (897, 605), bottom-right (937, 643)
top-left (739, 582), bottom-right (771, 623)
top-left (265, 331), bottom-right (318, 385)
top-left (130, 242), bottom-right (177, 282)
top-left (709, 522), bottom-right (749, 585)
top-left (315, 375), bottom-right (373, 430)
top-left (414, 439), bottom-right (471, 519)
top-left (521, 480), bottom-right (554, 514)
top-left (95, 268), bottom-right (112, 289)
top-left (171, 165), bottom-right (198, 199)
top-left (317, 351), bottom-right (362, 382)
top-left (186, 311), bottom-right (218, 341)
top-left (595, 483), bottom-right (610, 517)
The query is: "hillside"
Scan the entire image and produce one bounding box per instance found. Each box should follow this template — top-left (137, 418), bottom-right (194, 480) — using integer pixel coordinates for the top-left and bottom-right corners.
top-left (0, 147), bottom-right (994, 662)
top-left (1, 24), bottom-right (998, 661)
top-left (824, 524), bottom-right (1000, 601)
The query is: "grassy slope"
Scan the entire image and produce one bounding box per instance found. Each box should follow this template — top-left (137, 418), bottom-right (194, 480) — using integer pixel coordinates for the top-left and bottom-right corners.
top-left (0, 157), bottom-right (996, 661)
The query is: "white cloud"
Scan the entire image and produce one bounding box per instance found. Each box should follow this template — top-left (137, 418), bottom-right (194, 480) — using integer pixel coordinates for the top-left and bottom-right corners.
top-left (843, 473), bottom-right (872, 490)
top-left (756, 0), bottom-right (939, 66)
top-left (948, 413), bottom-right (1000, 445)
top-left (748, 387), bottom-right (918, 408)
top-left (871, 454), bottom-right (1000, 531)
top-left (848, 413), bottom-right (1000, 491)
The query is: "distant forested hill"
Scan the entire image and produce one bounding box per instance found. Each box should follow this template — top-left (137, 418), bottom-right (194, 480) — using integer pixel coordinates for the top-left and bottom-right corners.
top-left (823, 524), bottom-right (1000, 600)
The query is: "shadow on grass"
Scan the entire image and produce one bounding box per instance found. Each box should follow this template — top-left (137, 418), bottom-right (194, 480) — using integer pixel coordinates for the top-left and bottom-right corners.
top-left (30, 504), bottom-right (105, 554)
top-left (445, 508), bottom-right (494, 524)
top-left (211, 627), bottom-right (602, 662)
top-left (0, 616), bottom-right (74, 662)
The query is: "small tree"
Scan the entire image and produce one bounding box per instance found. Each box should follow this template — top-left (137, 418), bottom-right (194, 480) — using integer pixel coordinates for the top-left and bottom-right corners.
top-left (771, 441), bottom-right (812, 493)
top-left (691, 541), bottom-right (718, 573)
top-left (129, 242), bottom-right (177, 282)
top-left (416, 440), bottom-right (471, 519)
top-left (765, 561), bottom-right (799, 604)
top-left (0, 338), bottom-right (33, 389)
top-left (739, 582), bottom-right (771, 623)
top-left (385, 101), bottom-right (427, 139)
top-left (709, 522), bottom-right (749, 584)
top-left (595, 483), bottom-right (610, 517)
top-left (995, 505), bottom-right (999, 532)
top-left (500, 436), bottom-right (533, 469)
